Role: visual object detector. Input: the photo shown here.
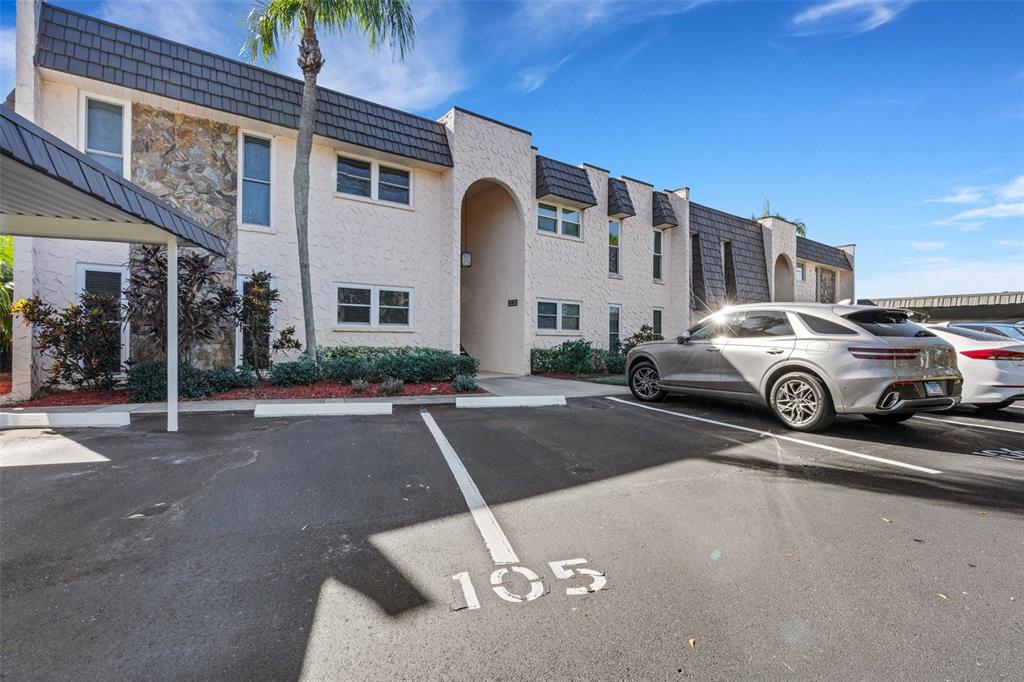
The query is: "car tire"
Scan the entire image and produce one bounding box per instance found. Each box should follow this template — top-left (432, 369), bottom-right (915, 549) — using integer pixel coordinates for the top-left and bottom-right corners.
top-left (769, 371), bottom-right (835, 432)
top-left (628, 361), bottom-right (667, 402)
top-left (975, 400), bottom-right (1014, 412)
top-left (866, 412), bottom-right (916, 425)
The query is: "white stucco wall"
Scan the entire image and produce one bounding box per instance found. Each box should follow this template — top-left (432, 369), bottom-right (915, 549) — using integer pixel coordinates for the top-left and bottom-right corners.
top-left (759, 217), bottom-right (798, 303)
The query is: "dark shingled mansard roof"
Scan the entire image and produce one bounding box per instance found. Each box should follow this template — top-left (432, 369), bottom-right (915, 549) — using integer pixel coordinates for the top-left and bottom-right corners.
top-left (689, 203), bottom-right (769, 306)
top-left (0, 104), bottom-right (225, 254)
top-left (652, 191), bottom-right (678, 228)
top-left (536, 156), bottom-right (597, 207)
top-left (607, 177), bottom-right (635, 218)
top-left (796, 236), bottom-right (853, 270)
top-left (35, 2), bottom-right (453, 167)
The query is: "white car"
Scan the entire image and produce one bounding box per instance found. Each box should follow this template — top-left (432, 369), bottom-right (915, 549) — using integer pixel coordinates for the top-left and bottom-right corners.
top-left (926, 324), bottom-right (1024, 411)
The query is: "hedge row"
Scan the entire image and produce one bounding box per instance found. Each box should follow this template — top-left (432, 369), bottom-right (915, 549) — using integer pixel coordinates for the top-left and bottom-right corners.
top-left (271, 347), bottom-right (477, 387)
top-left (530, 339), bottom-right (625, 375)
top-left (126, 362), bottom-right (257, 402)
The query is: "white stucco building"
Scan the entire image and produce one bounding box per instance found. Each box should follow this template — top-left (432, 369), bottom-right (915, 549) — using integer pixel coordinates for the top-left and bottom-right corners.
top-left (4, 1), bottom-right (856, 399)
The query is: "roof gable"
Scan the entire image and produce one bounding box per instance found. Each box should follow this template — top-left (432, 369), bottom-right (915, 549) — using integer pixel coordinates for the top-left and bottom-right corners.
top-left (607, 178), bottom-right (635, 219)
top-left (652, 191), bottom-right (678, 228)
top-left (35, 3), bottom-right (453, 167)
top-left (536, 156), bottom-right (597, 207)
top-left (796, 236), bottom-right (853, 270)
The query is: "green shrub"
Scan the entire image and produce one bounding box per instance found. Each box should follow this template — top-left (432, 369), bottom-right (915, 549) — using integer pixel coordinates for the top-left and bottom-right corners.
top-left (269, 360), bottom-right (320, 386)
top-left (618, 324), bottom-right (663, 356)
top-left (317, 346), bottom-right (477, 383)
top-left (452, 374), bottom-right (476, 393)
top-left (232, 367), bottom-right (258, 388)
top-left (530, 339), bottom-right (599, 375)
top-left (351, 378), bottom-right (369, 394)
top-left (126, 362), bottom-right (252, 402)
top-left (604, 350), bottom-right (626, 374)
top-left (379, 378), bottom-right (404, 396)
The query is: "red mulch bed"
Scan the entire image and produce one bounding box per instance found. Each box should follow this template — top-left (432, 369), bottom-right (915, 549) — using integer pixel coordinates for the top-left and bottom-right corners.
top-left (0, 371), bottom-right (11, 396)
top-left (9, 380), bottom-right (483, 408)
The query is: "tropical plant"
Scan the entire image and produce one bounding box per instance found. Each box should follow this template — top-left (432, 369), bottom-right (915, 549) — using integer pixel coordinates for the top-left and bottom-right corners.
top-left (618, 324), bottom-right (663, 356)
top-left (13, 293), bottom-right (121, 390)
top-left (123, 245), bottom-right (237, 366)
top-left (224, 271), bottom-right (303, 378)
top-left (758, 199), bottom-right (807, 237)
top-left (0, 235), bottom-right (12, 371)
top-left (243, 0), bottom-right (416, 362)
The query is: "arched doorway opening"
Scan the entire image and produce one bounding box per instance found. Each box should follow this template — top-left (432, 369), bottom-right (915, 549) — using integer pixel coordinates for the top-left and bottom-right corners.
top-left (773, 254), bottom-right (795, 302)
top-left (459, 179), bottom-right (526, 374)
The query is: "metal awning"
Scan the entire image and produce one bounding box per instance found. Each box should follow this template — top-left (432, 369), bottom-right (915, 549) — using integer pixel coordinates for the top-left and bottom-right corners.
top-left (0, 104), bottom-right (226, 432)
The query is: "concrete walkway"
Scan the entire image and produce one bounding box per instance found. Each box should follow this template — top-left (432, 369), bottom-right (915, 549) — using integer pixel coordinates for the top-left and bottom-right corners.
top-left (475, 374), bottom-right (630, 398)
top-left (0, 374), bottom-right (626, 415)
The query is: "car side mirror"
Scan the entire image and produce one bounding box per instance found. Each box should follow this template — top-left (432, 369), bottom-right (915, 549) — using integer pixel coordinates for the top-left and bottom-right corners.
top-left (677, 331), bottom-right (691, 344)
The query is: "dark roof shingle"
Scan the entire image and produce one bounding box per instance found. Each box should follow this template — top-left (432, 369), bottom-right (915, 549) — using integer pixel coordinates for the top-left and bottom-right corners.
top-left (35, 3), bottom-right (453, 167)
top-left (689, 203), bottom-right (770, 308)
top-left (796, 236), bottom-right (853, 270)
top-left (0, 104), bottom-right (225, 254)
top-left (607, 178), bottom-right (635, 218)
top-left (652, 191), bottom-right (677, 228)
top-left (536, 156), bottom-right (596, 207)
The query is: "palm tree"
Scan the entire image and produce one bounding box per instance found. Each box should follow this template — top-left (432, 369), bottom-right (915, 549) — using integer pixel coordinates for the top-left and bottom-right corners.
top-left (243, 0), bottom-right (415, 360)
top-left (758, 198), bottom-right (807, 237)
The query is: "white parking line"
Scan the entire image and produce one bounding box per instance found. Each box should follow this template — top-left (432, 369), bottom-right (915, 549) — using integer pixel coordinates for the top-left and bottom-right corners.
top-left (606, 397), bottom-right (942, 475)
top-left (915, 415), bottom-right (1024, 435)
top-left (420, 411), bottom-right (520, 565)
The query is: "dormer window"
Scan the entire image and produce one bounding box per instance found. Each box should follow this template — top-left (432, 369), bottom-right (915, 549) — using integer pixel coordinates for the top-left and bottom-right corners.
top-left (537, 203), bottom-right (582, 238)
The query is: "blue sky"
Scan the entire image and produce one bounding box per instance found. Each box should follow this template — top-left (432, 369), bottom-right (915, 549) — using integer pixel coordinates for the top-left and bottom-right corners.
top-left (1, 0), bottom-right (1022, 297)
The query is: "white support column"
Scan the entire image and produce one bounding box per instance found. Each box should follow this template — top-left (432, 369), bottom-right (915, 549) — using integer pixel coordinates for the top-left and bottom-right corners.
top-left (166, 236), bottom-right (178, 432)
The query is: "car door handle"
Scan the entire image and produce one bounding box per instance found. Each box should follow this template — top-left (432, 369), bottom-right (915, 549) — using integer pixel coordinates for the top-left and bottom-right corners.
top-left (765, 348), bottom-right (785, 355)
top-left (706, 347), bottom-right (722, 353)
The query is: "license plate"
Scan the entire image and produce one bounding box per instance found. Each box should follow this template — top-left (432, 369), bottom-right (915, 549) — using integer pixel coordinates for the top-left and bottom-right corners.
top-left (924, 381), bottom-right (944, 397)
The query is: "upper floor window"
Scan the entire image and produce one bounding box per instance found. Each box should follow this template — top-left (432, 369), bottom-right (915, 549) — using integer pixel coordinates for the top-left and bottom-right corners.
top-left (336, 284), bottom-right (412, 328)
top-left (653, 230), bottom-right (663, 280)
top-left (796, 262), bottom-right (806, 281)
top-left (608, 219), bottom-right (621, 274)
top-left (537, 203), bottom-right (581, 238)
top-left (336, 156), bottom-right (412, 206)
top-left (722, 240), bottom-right (737, 299)
top-left (241, 134), bottom-right (271, 227)
top-left (84, 98), bottom-right (126, 175)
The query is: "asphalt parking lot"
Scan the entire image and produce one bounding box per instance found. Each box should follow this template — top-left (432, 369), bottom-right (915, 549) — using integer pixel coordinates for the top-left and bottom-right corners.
top-left (2, 398), bottom-right (1022, 680)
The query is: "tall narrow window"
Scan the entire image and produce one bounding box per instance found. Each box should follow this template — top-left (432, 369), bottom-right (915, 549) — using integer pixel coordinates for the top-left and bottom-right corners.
top-left (652, 308), bottom-right (663, 336)
top-left (722, 240), bottom-right (737, 300)
top-left (85, 98), bottom-right (125, 175)
top-left (609, 305), bottom-right (621, 350)
top-left (241, 135), bottom-right (271, 226)
top-left (653, 230), bottom-right (663, 280)
top-left (608, 219), bottom-right (621, 274)
top-left (690, 232), bottom-right (707, 310)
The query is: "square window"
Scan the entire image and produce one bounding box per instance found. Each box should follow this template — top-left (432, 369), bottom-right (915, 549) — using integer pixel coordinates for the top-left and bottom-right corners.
top-left (378, 166), bottom-right (410, 204)
top-left (537, 301), bottom-right (558, 329)
top-left (561, 208), bottom-right (581, 238)
top-left (338, 157), bottom-right (372, 197)
top-left (378, 289), bottom-right (411, 325)
top-left (338, 287), bottom-right (372, 324)
top-left (538, 204), bottom-right (558, 233)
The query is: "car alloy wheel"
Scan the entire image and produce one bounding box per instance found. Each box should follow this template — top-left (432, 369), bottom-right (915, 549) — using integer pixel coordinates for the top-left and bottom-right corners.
top-left (773, 377), bottom-right (820, 427)
top-left (631, 366), bottom-right (662, 400)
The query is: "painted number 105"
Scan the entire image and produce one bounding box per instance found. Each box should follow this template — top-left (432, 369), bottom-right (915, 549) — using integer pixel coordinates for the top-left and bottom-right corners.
top-left (452, 558), bottom-right (607, 610)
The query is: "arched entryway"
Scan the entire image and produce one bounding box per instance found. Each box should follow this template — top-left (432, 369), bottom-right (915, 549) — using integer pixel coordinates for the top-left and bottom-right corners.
top-left (773, 254), bottom-right (795, 302)
top-left (459, 179), bottom-right (527, 374)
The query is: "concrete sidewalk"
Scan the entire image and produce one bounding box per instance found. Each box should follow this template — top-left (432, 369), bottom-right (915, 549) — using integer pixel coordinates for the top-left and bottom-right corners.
top-left (0, 374), bottom-right (627, 414)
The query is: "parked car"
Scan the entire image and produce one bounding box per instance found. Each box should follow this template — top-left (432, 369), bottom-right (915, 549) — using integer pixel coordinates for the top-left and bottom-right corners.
top-left (948, 322), bottom-right (1024, 341)
top-left (925, 324), bottom-right (1024, 411)
top-left (626, 303), bottom-right (962, 432)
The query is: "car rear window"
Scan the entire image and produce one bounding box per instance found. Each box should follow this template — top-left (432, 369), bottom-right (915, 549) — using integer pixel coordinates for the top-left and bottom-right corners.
top-left (933, 326), bottom-right (1006, 341)
top-left (844, 310), bottom-right (935, 338)
top-left (798, 313), bottom-right (857, 336)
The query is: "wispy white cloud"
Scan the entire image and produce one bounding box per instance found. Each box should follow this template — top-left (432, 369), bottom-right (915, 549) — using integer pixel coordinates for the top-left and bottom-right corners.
top-left (993, 239), bottom-right (1024, 249)
top-left (939, 202), bottom-right (1024, 223)
top-left (514, 55), bottom-right (572, 95)
top-left (908, 241), bottom-right (947, 251)
top-left (96, 0), bottom-right (465, 112)
top-left (924, 186), bottom-right (986, 204)
top-left (928, 176), bottom-right (1024, 229)
top-left (859, 255), bottom-right (1024, 298)
top-left (791, 0), bottom-right (913, 36)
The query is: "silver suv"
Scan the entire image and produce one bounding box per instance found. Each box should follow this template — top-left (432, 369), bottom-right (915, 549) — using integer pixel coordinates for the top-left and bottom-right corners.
top-left (626, 303), bottom-right (962, 431)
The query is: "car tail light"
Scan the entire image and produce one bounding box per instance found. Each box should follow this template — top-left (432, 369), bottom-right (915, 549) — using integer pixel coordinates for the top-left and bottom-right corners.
top-left (848, 347), bottom-right (920, 360)
top-left (960, 348), bottom-right (1024, 361)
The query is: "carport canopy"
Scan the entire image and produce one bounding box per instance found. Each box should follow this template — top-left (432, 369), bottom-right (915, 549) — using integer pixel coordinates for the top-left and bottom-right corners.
top-left (0, 105), bottom-right (226, 431)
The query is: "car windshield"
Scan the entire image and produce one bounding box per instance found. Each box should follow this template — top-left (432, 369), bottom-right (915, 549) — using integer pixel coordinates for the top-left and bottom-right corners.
top-left (844, 310), bottom-right (935, 337)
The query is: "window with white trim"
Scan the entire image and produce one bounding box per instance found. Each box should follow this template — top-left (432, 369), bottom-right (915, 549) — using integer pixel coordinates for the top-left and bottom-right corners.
top-left (336, 284), bottom-right (412, 328)
top-left (537, 203), bottom-right (582, 238)
top-left (241, 134), bottom-right (271, 226)
top-left (609, 305), bottom-right (621, 350)
top-left (336, 155), bottom-right (412, 206)
top-left (84, 98), bottom-right (126, 175)
top-left (796, 262), bottom-right (806, 281)
top-left (652, 308), bottom-right (663, 336)
top-left (608, 219), bottom-right (621, 274)
top-left (653, 230), bottom-right (663, 280)
top-left (537, 300), bottom-right (580, 332)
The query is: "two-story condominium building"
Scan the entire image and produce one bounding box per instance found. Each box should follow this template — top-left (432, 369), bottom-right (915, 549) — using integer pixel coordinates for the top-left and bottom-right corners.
top-left (5, 1), bottom-right (856, 399)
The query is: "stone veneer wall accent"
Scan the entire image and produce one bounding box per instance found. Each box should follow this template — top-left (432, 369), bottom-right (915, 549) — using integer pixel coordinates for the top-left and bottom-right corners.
top-left (130, 103), bottom-right (239, 367)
